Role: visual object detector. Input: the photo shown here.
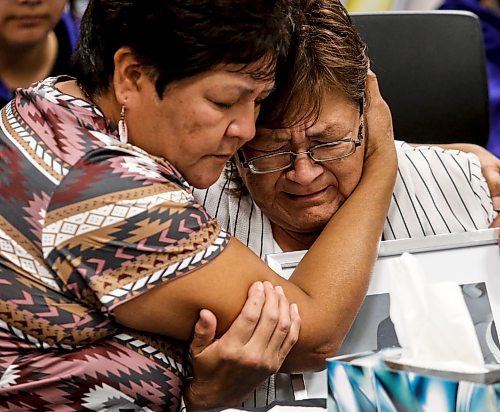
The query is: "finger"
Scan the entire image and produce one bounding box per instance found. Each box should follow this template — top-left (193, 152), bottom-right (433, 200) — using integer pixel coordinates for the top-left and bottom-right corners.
top-left (190, 309), bottom-right (217, 357)
top-left (264, 285), bottom-right (292, 355)
top-left (222, 281), bottom-right (266, 345)
top-left (278, 303), bottom-right (301, 363)
top-left (489, 212), bottom-right (500, 229)
top-left (366, 70), bottom-right (380, 98)
top-left (363, 73), bottom-right (394, 159)
top-left (482, 165), bottom-right (500, 199)
top-left (246, 281), bottom-right (281, 349)
top-left (493, 196), bottom-right (500, 213)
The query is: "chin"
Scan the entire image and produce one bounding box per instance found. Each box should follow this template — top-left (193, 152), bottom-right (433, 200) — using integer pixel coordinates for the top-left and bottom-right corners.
top-left (189, 176), bottom-right (217, 189)
top-left (284, 214), bottom-right (330, 233)
top-left (187, 170), bottom-right (221, 189)
top-left (294, 206), bottom-right (340, 231)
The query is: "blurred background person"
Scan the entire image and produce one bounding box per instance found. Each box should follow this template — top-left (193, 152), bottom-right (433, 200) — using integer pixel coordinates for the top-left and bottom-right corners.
top-left (0, 0), bottom-right (79, 108)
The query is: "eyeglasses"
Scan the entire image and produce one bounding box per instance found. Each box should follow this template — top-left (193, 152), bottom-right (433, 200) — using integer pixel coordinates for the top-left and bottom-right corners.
top-left (238, 121), bottom-right (364, 174)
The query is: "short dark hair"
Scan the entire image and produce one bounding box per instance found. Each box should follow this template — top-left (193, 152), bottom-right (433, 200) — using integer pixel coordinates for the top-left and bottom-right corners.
top-left (72, 0), bottom-right (294, 99)
top-left (258, 0), bottom-right (368, 129)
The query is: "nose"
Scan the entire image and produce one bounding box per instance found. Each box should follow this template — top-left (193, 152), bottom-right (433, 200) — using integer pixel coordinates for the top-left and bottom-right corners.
top-left (226, 103), bottom-right (257, 143)
top-left (285, 153), bottom-right (323, 185)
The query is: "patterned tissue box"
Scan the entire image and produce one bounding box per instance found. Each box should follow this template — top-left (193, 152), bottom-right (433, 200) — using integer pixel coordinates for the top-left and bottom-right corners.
top-left (327, 348), bottom-right (500, 412)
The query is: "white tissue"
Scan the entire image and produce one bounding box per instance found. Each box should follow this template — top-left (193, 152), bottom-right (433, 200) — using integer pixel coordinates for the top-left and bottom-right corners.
top-left (389, 252), bottom-right (487, 373)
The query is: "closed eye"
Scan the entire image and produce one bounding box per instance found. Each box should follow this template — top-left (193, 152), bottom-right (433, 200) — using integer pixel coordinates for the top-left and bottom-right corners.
top-left (246, 143), bottom-right (289, 153)
top-left (308, 135), bottom-right (352, 145)
top-left (212, 101), bottom-right (235, 110)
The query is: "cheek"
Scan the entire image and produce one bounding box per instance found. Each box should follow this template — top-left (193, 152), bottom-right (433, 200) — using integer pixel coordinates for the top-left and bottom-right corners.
top-left (244, 174), bottom-right (278, 207)
top-left (50, 3), bottom-right (66, 21)
top-left (183, 105), bottom-right (228, 147)
top-left (329, 158), bottom-right (364, 195)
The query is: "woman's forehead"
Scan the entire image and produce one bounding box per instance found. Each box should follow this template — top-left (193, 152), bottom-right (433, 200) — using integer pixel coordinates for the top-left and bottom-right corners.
top-left (255, 101), bottom-right (360, 142)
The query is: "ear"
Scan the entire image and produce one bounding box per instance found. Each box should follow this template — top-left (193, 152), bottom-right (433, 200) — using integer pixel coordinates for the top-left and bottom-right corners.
top-left (112, 47), bottom-right (148, 106)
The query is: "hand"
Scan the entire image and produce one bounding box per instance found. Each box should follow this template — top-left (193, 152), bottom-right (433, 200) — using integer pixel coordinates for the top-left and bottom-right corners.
top-left (474, 147), bottom-right (500, 226)
top-left (364, 70), bottom-right (396, 160)
top-left (184, 281), bottom-right (301, 410)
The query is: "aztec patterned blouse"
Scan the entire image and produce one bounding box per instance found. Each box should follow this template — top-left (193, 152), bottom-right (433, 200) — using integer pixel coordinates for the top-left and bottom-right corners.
top-left (0, 77), bottom-right (229, 411)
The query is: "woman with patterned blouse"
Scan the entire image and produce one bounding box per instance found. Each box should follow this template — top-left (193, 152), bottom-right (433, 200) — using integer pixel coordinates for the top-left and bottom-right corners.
top-left (0, 0), bottom-right (397, 410)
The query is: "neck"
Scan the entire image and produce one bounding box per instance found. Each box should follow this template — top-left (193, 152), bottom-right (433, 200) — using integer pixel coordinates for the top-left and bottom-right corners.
top-left (271, 222), bottom-right (322, 252)
top-left (56, 79), bottom-right (120, 125)
top-left (0, 31), bottom-right (58, 90)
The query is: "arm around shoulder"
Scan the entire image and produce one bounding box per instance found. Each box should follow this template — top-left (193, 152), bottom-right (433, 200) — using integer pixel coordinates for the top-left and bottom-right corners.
top-left (114, 72), bottom-right (398, 372)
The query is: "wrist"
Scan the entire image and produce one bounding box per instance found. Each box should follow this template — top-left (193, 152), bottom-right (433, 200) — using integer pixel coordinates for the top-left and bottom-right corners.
top-left (364, 140), bottom-right (397, 178)
top-left (183, 381), bottom-right (211, 411)
top-left (184, 379), bottom-right (238, 411)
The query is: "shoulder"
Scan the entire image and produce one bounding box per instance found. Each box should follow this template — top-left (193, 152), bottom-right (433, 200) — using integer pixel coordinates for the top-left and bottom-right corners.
top-left (48, 145), bottom-right (192, 213)
top-left (385, 141), bottom-right (493, 239)
top-left (395, 140), bottom-right (482, 177)
top-left (7, 77), bottom-right (128, 171)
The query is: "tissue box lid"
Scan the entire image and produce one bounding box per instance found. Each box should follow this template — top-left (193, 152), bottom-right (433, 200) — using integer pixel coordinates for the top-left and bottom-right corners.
top-left (327, 349), bottom-right (500, 412)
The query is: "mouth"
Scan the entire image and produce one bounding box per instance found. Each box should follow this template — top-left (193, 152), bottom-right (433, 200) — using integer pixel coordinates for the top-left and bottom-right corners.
top-left (210, 153), bottom-right (233, 162)
top-left (285, 187), bottom-right (329, 202)
top-left (11, 15), bottom-right (48, 26)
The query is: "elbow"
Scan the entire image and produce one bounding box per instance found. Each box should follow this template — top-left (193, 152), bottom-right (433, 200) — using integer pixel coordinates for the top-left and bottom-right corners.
top-left (280, 338), bottom-right (343, 373)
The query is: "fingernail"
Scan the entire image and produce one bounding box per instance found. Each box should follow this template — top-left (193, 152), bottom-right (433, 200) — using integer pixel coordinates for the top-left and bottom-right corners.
top-left (255, 281), bottom-right (264, 291)
top-left (263, 281), bottom-right (273, 289)
top-left (275, 285), bottom-right (285, 296)
top-left (291, 303), bottom-right (299, 316)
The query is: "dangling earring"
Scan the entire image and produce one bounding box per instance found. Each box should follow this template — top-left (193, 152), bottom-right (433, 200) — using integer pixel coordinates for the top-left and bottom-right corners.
top-left (118, 105), bottom-right (128, 144)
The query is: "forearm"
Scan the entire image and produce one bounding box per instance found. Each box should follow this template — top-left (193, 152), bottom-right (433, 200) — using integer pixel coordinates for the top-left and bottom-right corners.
top-left (281, 143), bottom-right (397, 370)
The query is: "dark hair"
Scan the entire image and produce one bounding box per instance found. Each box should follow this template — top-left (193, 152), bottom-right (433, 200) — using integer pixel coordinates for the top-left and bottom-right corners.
top-left (227, 0), bottom-right (369, 195)
top-left (258, 0), bottom-right (368, 129)
top-left (72, 0), bottom-right (294, 99)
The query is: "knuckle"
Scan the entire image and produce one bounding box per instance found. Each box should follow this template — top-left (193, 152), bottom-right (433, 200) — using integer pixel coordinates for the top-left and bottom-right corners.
top-left (261, 359), bottom-right (278, 373)
top-left (277, 319), bottom-right (291, 334)
top-left (262, 306), bottom-right (279, 322)
top-left (243, 355), bottom-right (262, 369)
top-left (220, 347), bottom-right (240, 363)
top-left (267, 314), bottom-right (279, 324)
top-left (241, 310), bottom-right (260, 324)
top-left (288, 334), bottom-right (299, 348)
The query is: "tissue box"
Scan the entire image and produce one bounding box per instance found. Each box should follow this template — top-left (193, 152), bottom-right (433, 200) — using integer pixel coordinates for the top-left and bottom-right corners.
top-left (327, 348), bottom-right (500, 412)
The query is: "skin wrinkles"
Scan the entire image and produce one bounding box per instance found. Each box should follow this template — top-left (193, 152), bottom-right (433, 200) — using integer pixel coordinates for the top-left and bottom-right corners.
top-left (237, 90), bottom-right (365, 251)
top-left (107, 55), bottom-right (276, 190)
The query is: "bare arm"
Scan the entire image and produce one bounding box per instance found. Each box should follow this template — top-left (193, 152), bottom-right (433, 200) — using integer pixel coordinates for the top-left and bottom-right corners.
top-left (184, 281), bottom-right (300, 410)
top-left (114, 72), bottom-right (397, 372)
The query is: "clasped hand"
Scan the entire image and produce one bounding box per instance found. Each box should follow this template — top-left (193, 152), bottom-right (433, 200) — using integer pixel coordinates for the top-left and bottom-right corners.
top-left (184, 281), bottom-right (301, 410)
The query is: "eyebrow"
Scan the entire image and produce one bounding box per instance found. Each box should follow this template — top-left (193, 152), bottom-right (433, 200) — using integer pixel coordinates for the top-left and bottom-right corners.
top-left (260, 124), bottom-right (345, 143)
top-left (223, 84), bottom-right (276, 97)
top-left (257, 120), bottom-right (354, 144)
top-left (306, 124), bottom-right (351, 138)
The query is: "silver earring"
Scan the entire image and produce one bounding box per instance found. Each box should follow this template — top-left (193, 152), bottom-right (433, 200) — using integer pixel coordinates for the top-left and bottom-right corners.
top-left (118, 105), bottom-right (128, 144)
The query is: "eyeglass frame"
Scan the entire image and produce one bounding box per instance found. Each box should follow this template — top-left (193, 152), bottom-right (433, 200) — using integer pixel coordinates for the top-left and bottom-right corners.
top-left (238, 109), bottom-right (365, 175)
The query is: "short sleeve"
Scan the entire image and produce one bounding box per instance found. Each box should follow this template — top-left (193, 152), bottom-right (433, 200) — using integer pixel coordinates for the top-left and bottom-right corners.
top-left (42, 147), bottom-right (229, 312)
top-left (385, 141), bottom-right (495, 240)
